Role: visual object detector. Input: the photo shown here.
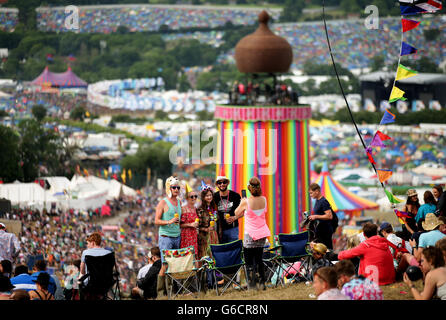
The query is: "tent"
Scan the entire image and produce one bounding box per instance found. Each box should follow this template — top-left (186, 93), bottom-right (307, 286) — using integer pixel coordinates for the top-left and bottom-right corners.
top-left (313, 163), bottom-right (379, 218)
top-left (31, 66), bottom-right (88, 88)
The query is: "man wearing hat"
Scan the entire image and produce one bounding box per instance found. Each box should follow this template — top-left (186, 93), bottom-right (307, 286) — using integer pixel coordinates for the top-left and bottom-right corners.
top-left (0, 222), bottom-right (20, 263)
top-left (214, 171), bottom-right (241, 244)
top-left (412, 213), bottom-right (446, 262)
top-left (309, 243), bottom-right (333, 281)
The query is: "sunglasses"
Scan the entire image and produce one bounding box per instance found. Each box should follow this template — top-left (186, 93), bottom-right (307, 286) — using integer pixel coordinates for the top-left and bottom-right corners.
top-left (217, 180), bottom-right (229, 185)
top-left (171, 186), bottom-right (181, 190)
top-left (189, 195), bottom-right (198, 199)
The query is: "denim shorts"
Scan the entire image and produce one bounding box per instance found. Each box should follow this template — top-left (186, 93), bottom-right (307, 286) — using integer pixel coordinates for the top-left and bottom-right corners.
top-left (221, 226), bottom-right (239, 244)
top-left (158, 235), bottom-right (181, 263)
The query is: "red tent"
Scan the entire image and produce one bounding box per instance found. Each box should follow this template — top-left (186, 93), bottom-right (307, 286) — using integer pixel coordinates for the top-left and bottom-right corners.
top-left (31, 66), bottom-right (88, 88)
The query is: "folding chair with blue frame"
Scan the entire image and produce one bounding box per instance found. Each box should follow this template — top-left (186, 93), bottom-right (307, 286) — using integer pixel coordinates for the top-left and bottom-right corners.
top-left (162, 246), bottom-right (201, 299)
top-left (273, 231), bottom-right (312, 284)
top-left (208, 239), bottom-right (249, 296)
top-left (262, 243), bottom-right (285, 288)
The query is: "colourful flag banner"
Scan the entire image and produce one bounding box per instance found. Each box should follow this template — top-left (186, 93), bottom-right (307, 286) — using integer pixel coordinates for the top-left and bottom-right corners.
top-left (380, 109), bottom-right (396, 124)
top-left (401, 42), bottom-right (418, 56)
top-left (400, 5), bottom-right (427, 15)
top-left (371, 133), bottom-right (386, 148)
top-left (366, 147), bottom-right (376, 164)
top-left (396, 64), bottom-right (418, 81)
top-left (376, 130), bottom-right (392, 141)
top-left (121, 170), bottom-right (126, 184)
top-left (377, 169), bottom-right (393, 183)
top-left (389, 87), bottom-right (407, 103)
top-left (385, 189), bottom-right (403, 204)
top-left (394, 209), bottom-right (412, 219)
top-left (402, 18), bottom-right (420, 32)
top-left (128, 169), bottom-right (132, 181)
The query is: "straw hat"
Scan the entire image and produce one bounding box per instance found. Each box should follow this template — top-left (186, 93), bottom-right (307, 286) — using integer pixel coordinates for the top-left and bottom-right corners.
top-left (406, 189), bottom-right (418, 197)
top-left (422, 213), bottom-right (443, 231)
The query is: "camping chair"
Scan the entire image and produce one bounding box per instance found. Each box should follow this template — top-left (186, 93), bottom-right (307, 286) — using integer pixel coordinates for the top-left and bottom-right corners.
top-left (162, 246), bottom-right (201, 300)
top-left (209, 240), bottom-right (248, 296)
top-left (262, 244), bottom-right (285, 287)
top-left (79, 251), bottom-right (121, 300)
top-left (271, 231), bottom-right (313, 284)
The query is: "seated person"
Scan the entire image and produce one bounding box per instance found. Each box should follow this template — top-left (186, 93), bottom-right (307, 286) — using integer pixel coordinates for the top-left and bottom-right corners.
top-left (133, 247), bottom-right (162, 300)
top-left (338, 223), bottom-right (395, 285)
top-left (309, 243), bottom-right (333, 280)
top-left (10, 264), bottom-right (34, 292)
top-left (411, 214), bottom-right (446, 262)
top-left (404, 246), bottom-right (446, 300)
top-left (29, 272), bottom-right (55, 300)
top-left (334, 259), bottom-right (383, 300)
top-left (312, 267), bottom-right (350, 300)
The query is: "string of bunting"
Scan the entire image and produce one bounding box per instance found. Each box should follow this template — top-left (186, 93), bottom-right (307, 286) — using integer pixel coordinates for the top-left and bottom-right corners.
top-left (322, 0), bottom-right (442, 223)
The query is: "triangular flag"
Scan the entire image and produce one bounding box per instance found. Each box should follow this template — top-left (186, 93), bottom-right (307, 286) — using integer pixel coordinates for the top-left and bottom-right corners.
top-left (366, 147), bottom-right (376, 164)
top-left (396, 64), bottom-right (418, 81)
top-left (377, 169), bottom-right (393, 183)
top-left (370, 134), bottom-right (386, 148)
top-left (385, 189), bottom-right (403, 204)
top-left (402, 18), bottom-right (420, 32)
top-left (389, 87), bottom-right (407, 103)
top-left (400, 5), bottom-right (427, 15)
top-left (380, 109), bottom-right (396, 125)
top-left (394, 209), bottom-right (412, 219)
top-left (401, 42), bottom-right (417, 56)
top-left (376, 130), bottom-right (392, 141)
top-left (128, 169), bottom-right (132, 180)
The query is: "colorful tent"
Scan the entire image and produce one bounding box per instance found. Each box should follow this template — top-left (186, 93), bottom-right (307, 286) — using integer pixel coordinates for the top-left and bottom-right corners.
top-left (313, 163), bottom-right (379, 214)
top-left (31, 66), bottom-right (88, 88)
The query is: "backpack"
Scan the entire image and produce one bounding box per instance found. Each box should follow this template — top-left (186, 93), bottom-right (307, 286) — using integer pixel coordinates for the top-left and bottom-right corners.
top-left (331, 209), bottom-right (339, 231)
top-left (385, 239), bottom-right (409, 259)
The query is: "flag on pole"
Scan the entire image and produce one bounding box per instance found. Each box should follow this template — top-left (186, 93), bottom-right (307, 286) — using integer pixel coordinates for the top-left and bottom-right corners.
top-left (380, 109), bottom-right (396, 124)
top-left (396, 64), bottom-right (418, 81)
top-left (376, 130), bottom-right (392, 141)
top-left (389, 87), bottom-right (407, 103)
top-left (385, 189), bottom-right (403, 204)
top-left (401, 42), bottom-right (417, 56)
top-left (377, 169), bottom-right (393, 183)
top-left (402, 18), bottom-right (420, 32)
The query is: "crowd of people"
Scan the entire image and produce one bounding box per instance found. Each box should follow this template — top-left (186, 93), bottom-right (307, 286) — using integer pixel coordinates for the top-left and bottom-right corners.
top-left (0, 9), bottom-right (18, 32)
top-left (229, 80), bottom-right (299, 106)
top-left (36, 6), bottom-right (280, 33)
top-left (1, 174), bottom-right (446, 300)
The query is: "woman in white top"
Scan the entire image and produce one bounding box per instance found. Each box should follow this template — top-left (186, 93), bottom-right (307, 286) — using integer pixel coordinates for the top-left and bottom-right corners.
top-left (404, 246), bottom-right (446, 300)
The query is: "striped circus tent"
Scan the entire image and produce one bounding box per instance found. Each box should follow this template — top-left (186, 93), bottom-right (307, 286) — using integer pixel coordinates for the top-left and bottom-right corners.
top-left (313, 163), bottom-right (379, 216)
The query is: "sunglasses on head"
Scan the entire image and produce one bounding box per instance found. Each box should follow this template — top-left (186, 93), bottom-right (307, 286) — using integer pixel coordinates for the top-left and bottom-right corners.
top-left (217, 180), bottom-right (229, 185)
top-left (189, 195), bottom-right (198, 199)
top-left (171, 186), bottom-right (181, 190)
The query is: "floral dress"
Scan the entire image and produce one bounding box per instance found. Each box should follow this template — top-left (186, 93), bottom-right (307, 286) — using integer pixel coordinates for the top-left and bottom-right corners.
top-left (197, 206), bottom-right (219, 259)
top-left (180, 205), bottom-right (199, 256)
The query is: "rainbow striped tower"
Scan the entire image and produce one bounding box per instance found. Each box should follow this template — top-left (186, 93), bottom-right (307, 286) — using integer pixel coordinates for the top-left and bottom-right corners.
top-left (215, 105), bottom-right (312, 239)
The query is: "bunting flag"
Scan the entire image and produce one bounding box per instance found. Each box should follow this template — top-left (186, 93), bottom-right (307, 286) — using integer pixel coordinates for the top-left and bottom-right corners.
top-left (394, 209), bottom-right (412, 219)
top-left (370, 133), bottom-right (386, 148)
top-left (46, 54), bottom-right (54, 62)
top-left (366, 147), bottom-right (376, 164)
top-left (380, 109), bottom-right (396, 124)
top-left (385, 189), bottom-right (403, 204)
top-left (376, 130), bottom-right (392, 141)
top-left (377, 169), bottom-right (393, 183)
top-left (400, 5), bottom-right (427, 15)
top-left (402, 18), bottom-right (420, 32)
top-left (83, 168), bottom-right (89, 177)
top-left (121, 170), bottom-right (126, 184)
top-left (401, 42), bottom-right (418, 56)
top-left (128, 169), bottom-right (132, 181)
top-left (396, 64), bottom-right (418, 81)
top-left (68, 54), bottom-right (76, 61)
top-left (389, 86), bottom-right (407, 103)
top-left (104, 168), bottom-right (108, 179)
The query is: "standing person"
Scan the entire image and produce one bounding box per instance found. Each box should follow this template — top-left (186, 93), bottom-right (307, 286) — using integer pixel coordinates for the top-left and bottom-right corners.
top-left (334, 259), bottom-right (383, 300)
top-left (233, 177), bottom-right (271, 290)
top-left (0, 222), bottom-right (20, 263)
top-left (180, 187), bottom-right (199, 256)
top-left (312, 267), bottom-right (350, 300)
top-left (404, 247), bottom-right (446, 300)
top-left (214, 172), bottom-right (241, 244)
top-left (154, 176), bottom-right (182, 293)
top-left (308, 183), bottom-right (334, 250)
top-left (401, 189), bottom-right (420, 240)
top-left (197, 184), bottom-right (219, 260)
top-left (433, 185), bottom-right (445, 217)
